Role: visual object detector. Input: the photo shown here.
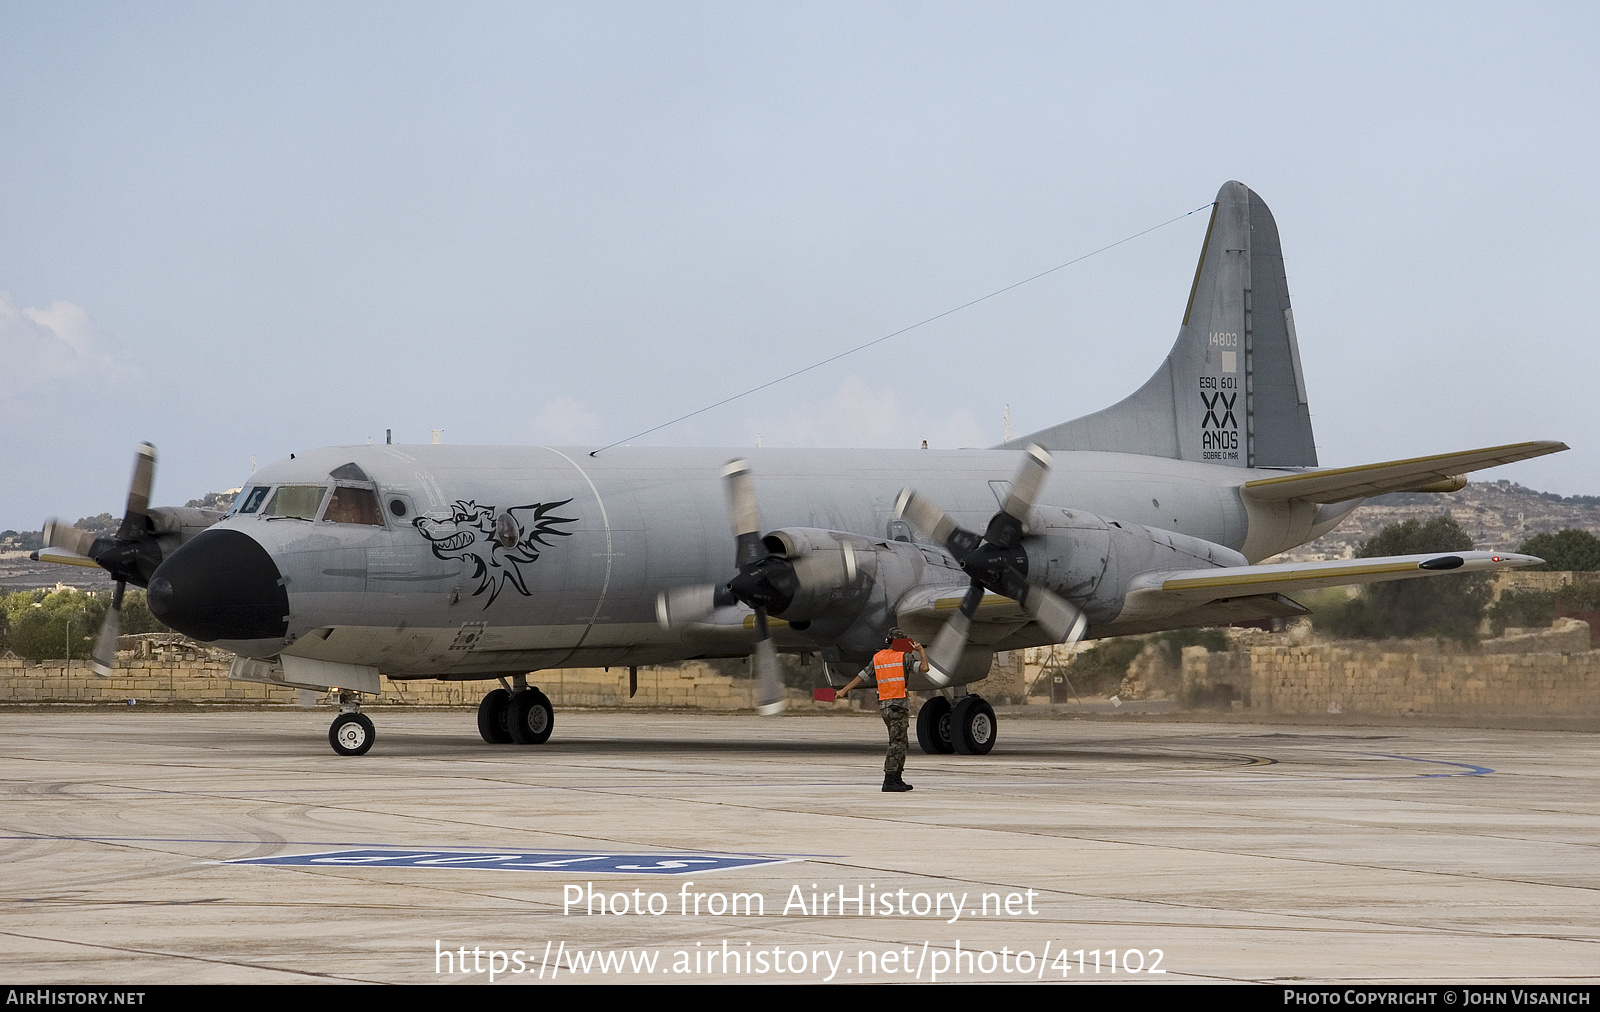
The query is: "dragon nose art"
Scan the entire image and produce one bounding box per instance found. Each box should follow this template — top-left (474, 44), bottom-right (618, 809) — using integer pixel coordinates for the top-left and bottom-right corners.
top-left (147, 529), bottom-right (290, 642)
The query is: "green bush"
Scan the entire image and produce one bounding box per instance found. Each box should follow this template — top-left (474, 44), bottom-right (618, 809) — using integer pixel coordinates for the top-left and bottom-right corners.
top-left (1486, 589), bottom-right (1559, 636)
top-left (0, 588), bottom-right (168, 660)
top-left (1041, 629), bottom-right (1228, 698)
top-left (1517, 529), bottom-right (1600, 571)
top-left (1150, 628), bottom-right (1229, 665)
top-left (1, 589), bottom-right (106, 660)
top-left (1052, 637), bottom-right (1145, 696)
top-left (1311, 516), bottom-right (1490, 641)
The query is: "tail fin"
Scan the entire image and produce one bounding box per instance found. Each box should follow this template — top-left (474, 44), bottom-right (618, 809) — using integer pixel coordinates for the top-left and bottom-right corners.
top-left (1010, 181), bottom-right (1317, 468)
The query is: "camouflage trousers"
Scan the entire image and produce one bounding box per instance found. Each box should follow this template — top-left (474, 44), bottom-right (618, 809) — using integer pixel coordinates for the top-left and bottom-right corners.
top-left (879, 700), bottom-right (910, 775)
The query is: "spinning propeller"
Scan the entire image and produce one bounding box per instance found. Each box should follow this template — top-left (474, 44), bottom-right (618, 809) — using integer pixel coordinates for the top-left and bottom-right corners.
top-left (721, 460), bottom-right (787, 715)
top-left (895, 444), bottom-right (1087, 675)
top-left (656, 460), bottom-right (799, 715)
top-left (39, 444), bottom-right (164, 678)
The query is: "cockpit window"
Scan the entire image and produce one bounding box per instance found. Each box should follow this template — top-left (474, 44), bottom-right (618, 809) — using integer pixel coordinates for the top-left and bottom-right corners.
top-left (236, 486), bottom-right (270, 514)
top-left (330, 462), bottom-right (370, 481)
top-left (262, 485), bottom-right (327, 520)
top-left (324, 486), bottom-right (383, 525)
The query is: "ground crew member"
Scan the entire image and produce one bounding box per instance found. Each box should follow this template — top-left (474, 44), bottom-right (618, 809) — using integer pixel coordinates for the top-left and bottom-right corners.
top-left (832, 630), bottom-right (929, 792)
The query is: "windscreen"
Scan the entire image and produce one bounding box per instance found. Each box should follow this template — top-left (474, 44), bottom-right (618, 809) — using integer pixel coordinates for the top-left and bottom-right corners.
top-left (262, 485), bottom-right (327, 520)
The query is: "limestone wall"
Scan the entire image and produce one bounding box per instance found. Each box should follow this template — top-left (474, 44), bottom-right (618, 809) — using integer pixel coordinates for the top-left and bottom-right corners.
top-left (0, 651), bottom-right (861, 712)
top-left (1178, 619), bottom-right (1600, 716)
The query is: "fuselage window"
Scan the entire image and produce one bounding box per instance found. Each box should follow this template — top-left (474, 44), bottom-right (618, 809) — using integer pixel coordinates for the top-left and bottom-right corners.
top-left (237, 486), bottom-right (270, 514)
top-left (324, 486), bottom-right (383, 526)
top-left (262, 485), bottom-right (328, 520)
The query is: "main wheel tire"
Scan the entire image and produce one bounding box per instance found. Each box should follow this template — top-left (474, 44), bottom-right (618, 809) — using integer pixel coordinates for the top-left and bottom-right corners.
top-left (477, 688), bottom-right (513, 744)
top-left (951, 696), bottom-right (997, 755)
top-left (507, 689), bottom-right (554, 745)
top-left (329, 713), bottom-right (376, 756)
top-left (916, 696), bottom-right (955, 754)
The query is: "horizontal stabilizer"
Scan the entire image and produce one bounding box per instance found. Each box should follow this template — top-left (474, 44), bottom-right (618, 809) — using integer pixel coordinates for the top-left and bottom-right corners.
top-left (1241, 441), bottom-right (1567, 504)
top-left (1116, 551), bottom-right (1541, 623)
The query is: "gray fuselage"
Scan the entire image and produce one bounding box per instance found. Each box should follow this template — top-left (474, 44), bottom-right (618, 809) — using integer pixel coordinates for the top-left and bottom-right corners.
top-left (193, 443), bottom-right (1339, 680)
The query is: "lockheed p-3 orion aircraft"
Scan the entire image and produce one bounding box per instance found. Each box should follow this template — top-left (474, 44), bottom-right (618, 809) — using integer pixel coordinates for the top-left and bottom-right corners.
top-left (34, 182), bottom-right (1563, 756)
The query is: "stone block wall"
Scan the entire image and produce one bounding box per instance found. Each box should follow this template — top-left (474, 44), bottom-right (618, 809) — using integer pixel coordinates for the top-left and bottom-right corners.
top-left (1175, 619), bottom-right (1600, 717)
top-left (0, 652), bottom-right (868, 712)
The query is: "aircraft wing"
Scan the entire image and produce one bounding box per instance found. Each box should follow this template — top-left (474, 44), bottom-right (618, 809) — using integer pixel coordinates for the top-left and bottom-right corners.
top-left (30, 546), bottom-right (102, 568)
top-left (1115, 550), bottom-right (1540, 623)
top-left (1240, 441), bottom-right (1567, 504)
top-left (894, 584), bottom-right (1033, 642)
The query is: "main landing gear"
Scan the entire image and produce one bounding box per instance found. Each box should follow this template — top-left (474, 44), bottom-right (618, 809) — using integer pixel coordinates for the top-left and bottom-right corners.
top-left (477, 677), bottom-right (554, 746)
top-left (916, 692), bottom-right (997, 756)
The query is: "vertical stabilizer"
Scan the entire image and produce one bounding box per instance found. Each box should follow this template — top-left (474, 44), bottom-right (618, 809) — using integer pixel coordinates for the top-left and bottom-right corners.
top-left (1009, 181), bottom-right (1317, 468)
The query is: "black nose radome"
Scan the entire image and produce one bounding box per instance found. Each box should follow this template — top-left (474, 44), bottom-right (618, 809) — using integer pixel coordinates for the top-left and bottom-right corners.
top-left (148, 529), bottom-right (289, 642)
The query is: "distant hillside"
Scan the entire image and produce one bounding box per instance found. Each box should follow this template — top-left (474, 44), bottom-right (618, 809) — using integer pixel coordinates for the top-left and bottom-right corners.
top-left (0, 490), bottom-right (237, 592)
top-left (1275, 481), bottom-right (1600, 562)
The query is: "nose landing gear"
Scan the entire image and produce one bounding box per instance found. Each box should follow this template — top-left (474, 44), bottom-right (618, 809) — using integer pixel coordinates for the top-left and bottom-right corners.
top-left (329, 690), bottom-right (376, 756)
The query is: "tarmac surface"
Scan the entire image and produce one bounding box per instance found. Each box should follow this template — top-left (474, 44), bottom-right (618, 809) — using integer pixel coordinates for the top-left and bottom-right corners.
top-left (0, 706), bottom-right (1596, 985)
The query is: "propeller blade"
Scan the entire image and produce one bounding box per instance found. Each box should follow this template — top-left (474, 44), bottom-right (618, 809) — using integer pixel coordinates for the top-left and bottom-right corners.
top-left (895, 488), bottom-right (981, 557)
top-left (655, 585), bottom-right (718, 629)
top-left (1001, 443), bottom-right (1051, 527)
top-left (116, 443), bottom-right (156, 541)
top-left (42, 519), bottom-right (97, 557)
top-left (984, 443), bottom-right (1051, 549)
top-left (722, 459), bottom-right (765, 567)
top-left (751, 612), bottom-right (785, 715)
top-left (928, 581), bottom-right (984, 674)
top-left (88, 581), bottom-right (125, 678)
top-left (1019, 584), bottom-right (1087, 643)
top-left (894, 488), bottom-right (955, 543)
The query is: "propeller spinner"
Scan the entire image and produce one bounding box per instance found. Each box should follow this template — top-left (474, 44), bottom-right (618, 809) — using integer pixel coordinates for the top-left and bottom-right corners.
top-left (895, 444), bottom-right (1087, 675)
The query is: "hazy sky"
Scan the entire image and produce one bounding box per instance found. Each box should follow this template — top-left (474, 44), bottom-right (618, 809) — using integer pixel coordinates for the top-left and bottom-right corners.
top-left (3, 2), bottom-right (1596, 530)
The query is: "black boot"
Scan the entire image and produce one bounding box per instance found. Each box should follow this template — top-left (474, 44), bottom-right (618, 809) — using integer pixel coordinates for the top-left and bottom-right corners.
top-left (882, 773), bottom-right (913, 792)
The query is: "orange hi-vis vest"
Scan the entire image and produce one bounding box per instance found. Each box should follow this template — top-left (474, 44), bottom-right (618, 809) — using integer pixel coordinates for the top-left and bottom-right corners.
top-left (872, 649), bottom-right (909, 701)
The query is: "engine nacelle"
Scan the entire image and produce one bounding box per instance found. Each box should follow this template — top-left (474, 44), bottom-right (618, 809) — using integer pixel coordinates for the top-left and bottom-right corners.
top-left (759, 527), bottom-right (874, 625)
top-left (1023, 506), bottom-right (1247, 625)
top-left (761, 527), bottom-right (973, 664)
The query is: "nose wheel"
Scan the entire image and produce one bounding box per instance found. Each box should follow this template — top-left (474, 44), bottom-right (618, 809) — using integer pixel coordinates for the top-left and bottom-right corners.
top-left (329, 711), bottom-right (375, 756)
